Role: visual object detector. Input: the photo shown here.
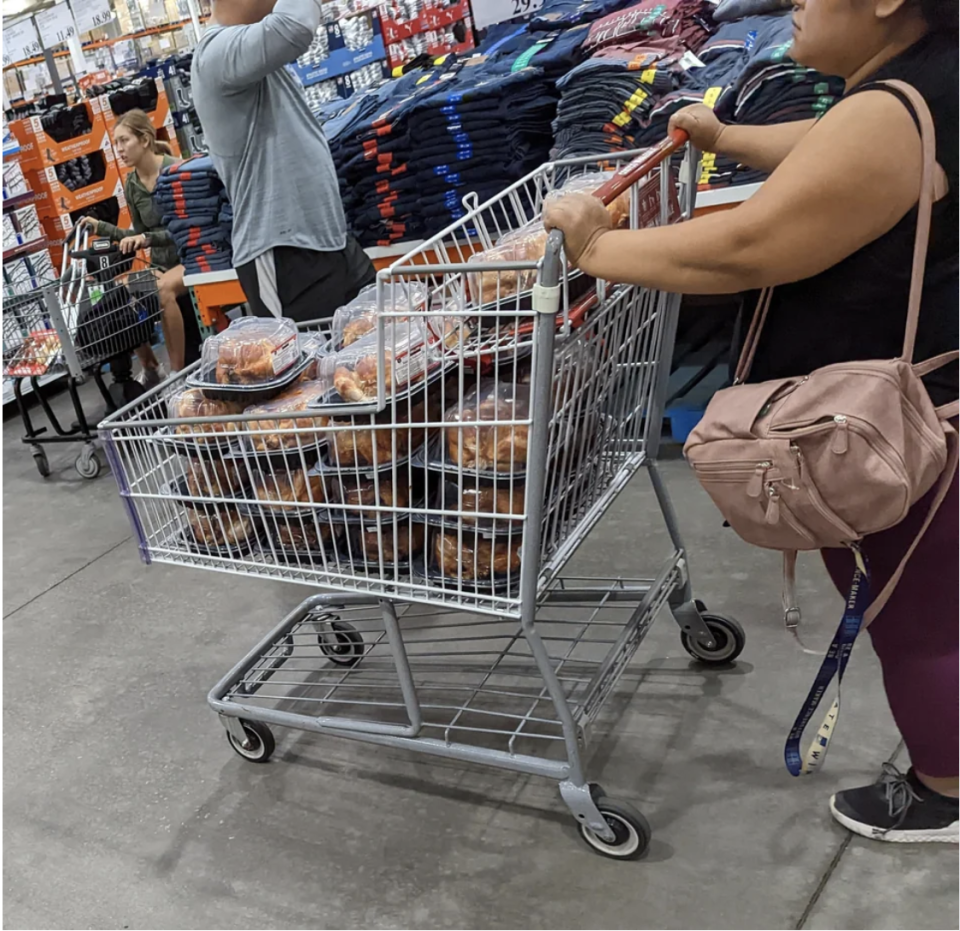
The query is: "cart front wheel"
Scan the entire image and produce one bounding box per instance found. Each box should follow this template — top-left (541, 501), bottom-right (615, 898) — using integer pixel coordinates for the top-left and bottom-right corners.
top-left (681, 612), bottom-right (745, 665)
top-left (75, 445), bottom-right (102, 480)
top-left (33, 447), bottom-right (51, 478)
top-left (318, 619), bottom-right (365, 666)
top-left (226, 719), bottom-right (275, 763)
top-left (578, 795), bottom-right (651, 860)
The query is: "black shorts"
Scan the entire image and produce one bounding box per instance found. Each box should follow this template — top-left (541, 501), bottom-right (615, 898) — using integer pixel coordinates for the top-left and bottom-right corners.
top-left (235, 237), bottom-right (376, 323)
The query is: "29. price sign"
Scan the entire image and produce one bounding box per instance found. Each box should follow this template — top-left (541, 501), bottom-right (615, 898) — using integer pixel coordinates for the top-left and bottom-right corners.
top-left (34, 1), bottom-right (79, 48)
top-left (2, 18), bottom-right (43, 67)
top-left (472, 0), bottom-right (546, 30)
top-left (71, 0), bottom-right (115, 35)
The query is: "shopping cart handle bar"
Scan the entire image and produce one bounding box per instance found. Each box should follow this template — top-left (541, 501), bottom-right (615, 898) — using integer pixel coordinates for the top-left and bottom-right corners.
top-left (591, 129), bottom-right (689, 207)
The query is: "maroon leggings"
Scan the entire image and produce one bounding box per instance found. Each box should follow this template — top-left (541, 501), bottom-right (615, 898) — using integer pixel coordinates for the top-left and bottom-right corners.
top-left (821, 468), bottom-right (959, 778)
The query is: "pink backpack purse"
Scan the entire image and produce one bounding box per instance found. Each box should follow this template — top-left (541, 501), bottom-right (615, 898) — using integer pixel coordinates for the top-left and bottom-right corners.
top-left (683, 81), bottom-right (958, 775)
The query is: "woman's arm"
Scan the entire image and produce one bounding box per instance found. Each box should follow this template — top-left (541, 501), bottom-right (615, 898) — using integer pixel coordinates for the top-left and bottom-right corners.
top-left (669, 104), bottom-right (815, 173)
top-left (92, 217), bottom-right (131, 241)
top-left (143, 225), bottom-right (175, 250)
top-left (545, 91), bottom-right (923, 295)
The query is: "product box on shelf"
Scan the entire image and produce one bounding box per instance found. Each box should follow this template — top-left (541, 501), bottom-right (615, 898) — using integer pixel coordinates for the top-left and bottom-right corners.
top-left (28, 150), bottom-right (124, 219)
top-left (99, 79), bottom-right (176, 133)
top-left (7, 120), bottom-right (42, 172)
top-left (40, 202), bottom-right (132, 242)
top-left (384, 2), bottom-right (473, 68)
top-left (290, 9), bottom-right (388, 86)
top-left (12, 100), bottom-right (115, 169)
top-left (12, 204), bottom-right (43, 244)
top-left (425, 0), bottom-right (471, 29)
top-left (3, 160), bottom-right (30, 200)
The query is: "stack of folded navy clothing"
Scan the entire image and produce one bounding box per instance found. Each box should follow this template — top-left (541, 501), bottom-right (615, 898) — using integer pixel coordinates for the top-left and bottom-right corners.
top-left (531, 0), bottom-right (661, 29)
top-left (548, 0), bottom-right (715, 160)
top-left (552, 38), bottom-right (686, 159)
top-left (327, 68), bottom-right (455, 247)
top-left (395, 25), bottom-right (591, 234)
top-left (154, 155), bottom-right (234, 274)
top-left (632, 15), bottom-right (779, 149)
top-left (705, 14), bottom-right (843, 186)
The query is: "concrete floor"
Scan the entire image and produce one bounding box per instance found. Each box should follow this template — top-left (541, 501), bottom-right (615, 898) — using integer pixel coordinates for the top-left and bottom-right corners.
top-left (3, 382), bottom-right (957, 930)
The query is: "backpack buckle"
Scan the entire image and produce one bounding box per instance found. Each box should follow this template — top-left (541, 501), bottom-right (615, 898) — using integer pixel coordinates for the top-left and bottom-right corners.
top-left (784, 606), bottom-right (802, 630)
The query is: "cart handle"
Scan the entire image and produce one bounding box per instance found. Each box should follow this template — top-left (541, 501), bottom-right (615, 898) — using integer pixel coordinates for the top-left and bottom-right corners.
top-left (590, 128), bottom-right (689, 207)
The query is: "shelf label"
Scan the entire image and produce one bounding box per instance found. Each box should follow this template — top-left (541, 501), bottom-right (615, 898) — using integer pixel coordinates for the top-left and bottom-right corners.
top-left (34, 1), bottom-right (78, 49)
top-left (2, 18), bottom-right (42, 66)
top-left (472, 0), bottom-right (545, 30)
top-left (71, 0), bottom-right (113, 35)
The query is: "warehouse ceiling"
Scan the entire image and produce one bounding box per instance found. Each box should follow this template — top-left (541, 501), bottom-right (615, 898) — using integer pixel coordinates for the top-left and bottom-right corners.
top-left (3, 0), bottom-right (57, 21)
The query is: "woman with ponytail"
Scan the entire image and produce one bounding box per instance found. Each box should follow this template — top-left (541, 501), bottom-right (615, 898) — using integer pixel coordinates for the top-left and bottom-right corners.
top-left (79, 109), bottom-right (190, 382)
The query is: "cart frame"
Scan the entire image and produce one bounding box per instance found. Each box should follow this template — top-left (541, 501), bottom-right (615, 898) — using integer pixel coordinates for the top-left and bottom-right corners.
top-left (101, 140), bottom-right (745, 858)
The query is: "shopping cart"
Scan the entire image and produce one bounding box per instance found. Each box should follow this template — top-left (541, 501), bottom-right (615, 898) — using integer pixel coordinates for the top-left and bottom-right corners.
top-left (2, 227), bottom-right (164, 478)
top-left (99, 134), bottom-right (745, 859)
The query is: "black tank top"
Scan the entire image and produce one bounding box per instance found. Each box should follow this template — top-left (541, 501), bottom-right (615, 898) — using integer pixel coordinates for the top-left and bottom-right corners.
top-left (743, 32), bottom-right (958, 406)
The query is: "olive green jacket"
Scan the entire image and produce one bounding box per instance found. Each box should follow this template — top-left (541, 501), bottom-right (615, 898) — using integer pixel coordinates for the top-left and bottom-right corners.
top-left (96, 154), bottom-right (179, 271)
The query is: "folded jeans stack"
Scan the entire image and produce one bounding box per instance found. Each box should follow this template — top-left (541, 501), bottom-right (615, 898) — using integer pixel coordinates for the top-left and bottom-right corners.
top-left (153, 155), bottom-right (234, 274)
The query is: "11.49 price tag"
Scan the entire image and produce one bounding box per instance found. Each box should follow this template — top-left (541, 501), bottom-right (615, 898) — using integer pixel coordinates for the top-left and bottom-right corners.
top-left (34, 1), bottom-right (78, 48)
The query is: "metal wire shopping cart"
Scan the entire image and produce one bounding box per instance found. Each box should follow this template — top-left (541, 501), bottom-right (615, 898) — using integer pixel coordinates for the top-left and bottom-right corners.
top-left (2, 226), bottom-right (164, 478)
top-left (100, 135), bottom-right (745, 859)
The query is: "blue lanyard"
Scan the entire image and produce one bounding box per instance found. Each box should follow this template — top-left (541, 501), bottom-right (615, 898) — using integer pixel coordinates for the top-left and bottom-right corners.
top-left (784, 546), bottom-right (871, 777)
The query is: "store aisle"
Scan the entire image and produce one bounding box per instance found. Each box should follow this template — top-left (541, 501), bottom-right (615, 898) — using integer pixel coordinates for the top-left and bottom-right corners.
top-left (2, 386), bottom-right (956, 931)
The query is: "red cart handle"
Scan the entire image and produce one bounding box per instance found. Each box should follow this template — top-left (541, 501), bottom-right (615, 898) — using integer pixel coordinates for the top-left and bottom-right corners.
top-left (591, 128), bottom-right (688, 207)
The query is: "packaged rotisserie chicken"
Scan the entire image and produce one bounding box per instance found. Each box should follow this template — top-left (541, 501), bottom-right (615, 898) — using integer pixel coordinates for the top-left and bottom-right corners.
top-left (467, 172), bottom-right (632, 305)
top-left (169, 387), bottom-right (244, 442)
top-left (203, 316), bottom-right (301, 385)
top-left (445, 379), bottom-right (530, 473)
top-left (323, 318), bottom-right (450, 403)
top-left (331, 280), bottom-right (429, 349)
top-left (185, 508), bottom-right (254, 549)
top-left (243, 378), bottom-right (330, 451)
top-left (253, 467), bottom-right (328, 505)
top-left (432, 530), bottom-right (522, 581)
top-left (327, 397), bottom-right (427, 468)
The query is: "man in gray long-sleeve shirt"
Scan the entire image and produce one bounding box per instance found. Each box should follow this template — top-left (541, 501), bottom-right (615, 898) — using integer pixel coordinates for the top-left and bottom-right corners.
top-left (191, 0), bottom-right (374, 320)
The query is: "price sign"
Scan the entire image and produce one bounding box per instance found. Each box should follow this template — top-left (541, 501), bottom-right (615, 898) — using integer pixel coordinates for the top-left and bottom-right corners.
top-left (471, 0), bottom-right (545, 30)
top-left (2, 18), bottom-right (43, 67)
top-left (34, 1), bottom-right (78, 48)
top-left (71, 0), bottom-right (115, 35)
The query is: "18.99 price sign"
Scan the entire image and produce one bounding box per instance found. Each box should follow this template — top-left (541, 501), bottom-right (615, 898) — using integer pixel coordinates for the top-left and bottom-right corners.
top-left (71, 0), bottom-right (114, 35)
top-left (34, 1), bottom-right (78, 48)
top-left (472, 0), bottom-right (546, 30)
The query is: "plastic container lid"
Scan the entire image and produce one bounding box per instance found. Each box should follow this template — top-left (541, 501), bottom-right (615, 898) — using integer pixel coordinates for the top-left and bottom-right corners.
top-left (201, 316), bottom-right (301, 386)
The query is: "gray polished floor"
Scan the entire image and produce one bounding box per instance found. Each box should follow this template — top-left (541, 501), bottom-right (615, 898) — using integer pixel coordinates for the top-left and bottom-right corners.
top-left (3, 383), bottom-right (956, 930)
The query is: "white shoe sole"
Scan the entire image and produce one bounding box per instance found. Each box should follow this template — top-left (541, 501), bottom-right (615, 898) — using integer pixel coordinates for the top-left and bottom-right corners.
top-left (830, 795), bottom-right (959, 843)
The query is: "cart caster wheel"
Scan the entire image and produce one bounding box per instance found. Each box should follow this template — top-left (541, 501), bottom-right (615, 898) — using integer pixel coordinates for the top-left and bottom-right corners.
top-left (226, 719), bottom-right (275, 763)
top-left (75, 445), bottom-right (102, 480)
top-left (578, 793), bottom-right (651, 860)
top-left (681, 612), bottom-right (745, 665)
top-left (33, 448), bottom-right (51, 478)
top-left (318, 619), bottom-right (365, 666)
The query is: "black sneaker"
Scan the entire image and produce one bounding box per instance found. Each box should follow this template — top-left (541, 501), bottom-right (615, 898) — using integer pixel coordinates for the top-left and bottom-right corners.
top-left (830, 763), bottom-right (959, 843)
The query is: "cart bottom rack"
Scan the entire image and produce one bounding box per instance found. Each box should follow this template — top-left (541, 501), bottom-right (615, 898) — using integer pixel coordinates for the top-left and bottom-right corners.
top-left (209, 551), bottom-right (744, 860)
